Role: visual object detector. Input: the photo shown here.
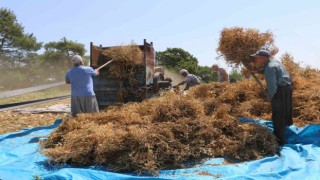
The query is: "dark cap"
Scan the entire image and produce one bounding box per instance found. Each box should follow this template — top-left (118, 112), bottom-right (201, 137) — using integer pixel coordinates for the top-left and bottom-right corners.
top-left (250, 50), bottom-right (270, 58)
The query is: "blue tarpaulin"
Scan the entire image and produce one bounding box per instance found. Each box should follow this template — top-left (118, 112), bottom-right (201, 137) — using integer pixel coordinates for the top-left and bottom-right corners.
top-left (0, 118), bottom-right (319, 180)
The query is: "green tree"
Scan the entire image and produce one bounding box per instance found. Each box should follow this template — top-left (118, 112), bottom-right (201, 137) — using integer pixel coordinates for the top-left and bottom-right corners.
top-left (0, 8), bottom-right (43, 90)
top-left (157, 48), bottom-right (218, 82)
top-left (196, 66), bottom-right (217, 83)
top-left (229, 68), bottom-right (243, 83)
top-left (44, 37), bottom-right (85, 57)
top-left (156, 48), bottom-right (198, 74)
top-left (0, 8), bottom-right (42, 59)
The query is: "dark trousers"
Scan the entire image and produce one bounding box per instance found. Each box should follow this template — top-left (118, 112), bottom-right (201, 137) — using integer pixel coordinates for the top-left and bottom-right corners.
top-left (271, 85), bottom-right (293, 145)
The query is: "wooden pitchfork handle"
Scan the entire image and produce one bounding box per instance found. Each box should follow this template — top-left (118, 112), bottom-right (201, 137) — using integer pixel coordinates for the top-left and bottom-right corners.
top-left (243, 64), bottom-right (269, 97)
top-left (95, 59), bottom-right (114, 71)
top-left (250, 73), bottom-right (269, 97)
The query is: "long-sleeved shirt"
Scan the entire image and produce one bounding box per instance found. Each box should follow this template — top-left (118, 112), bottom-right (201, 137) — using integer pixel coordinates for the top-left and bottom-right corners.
top-left (263, 59), bottom-right (292, 99)
top-left (178, 74), bottom-right (201, 90)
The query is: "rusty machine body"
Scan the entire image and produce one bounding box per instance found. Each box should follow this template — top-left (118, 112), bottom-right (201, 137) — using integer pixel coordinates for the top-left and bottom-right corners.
top-left (90, 39), bottom-right (171, 108)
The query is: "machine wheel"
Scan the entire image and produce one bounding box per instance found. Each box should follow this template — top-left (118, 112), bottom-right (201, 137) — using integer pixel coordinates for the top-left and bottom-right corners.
top-left (153, 72), bottom-right (164, 93)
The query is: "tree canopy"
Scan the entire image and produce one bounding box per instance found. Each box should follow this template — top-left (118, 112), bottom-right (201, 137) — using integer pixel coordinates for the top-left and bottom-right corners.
top-left (156, 48), bottom-right (217, 82)
top-left (156, 48), bottom-right (198, 74)
top-left (44, 37), bottom-right (85, 57)
top-left (0, 8), bottom-right (87, 89)
top-left (0, 8), bottom-right (42, 54)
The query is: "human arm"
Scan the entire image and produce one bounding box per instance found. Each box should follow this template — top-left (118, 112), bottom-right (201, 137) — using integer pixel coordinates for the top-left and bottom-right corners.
top-left (88, 67), bottom-right (99, 76)
top-left (183, 84), bottom-right (190, 91)
top-left (264, 67), bottom-right (277, 99)
top-left (173, 80), bottom-right (187, 88)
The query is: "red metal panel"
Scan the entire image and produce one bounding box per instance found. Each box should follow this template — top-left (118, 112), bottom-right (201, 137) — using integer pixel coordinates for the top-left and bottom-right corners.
top-left (91, 45), bottom-right (101, 67)
top-left (145, 44), bottom-right (155, 85)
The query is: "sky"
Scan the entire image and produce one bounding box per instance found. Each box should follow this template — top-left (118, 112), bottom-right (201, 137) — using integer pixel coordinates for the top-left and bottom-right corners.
top-left (1, 0), bottom-right (320, 70)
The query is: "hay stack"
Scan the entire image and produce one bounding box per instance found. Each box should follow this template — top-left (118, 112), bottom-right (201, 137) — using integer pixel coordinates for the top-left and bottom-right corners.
top-left (101, 44), bottom-right (145, 101)
top-left (189, 54), bottom-right (320, 125)
top-left (41, 93), bottom-right (278, 174)
top-left (40, 58), bottom-right (319, 174)
top-left (215, 26), bottom-right (320, 125)
top-left (189, 79), bottom-right (271, 120)
top-left (216, 27), bottom-right (278, 68)
top-left (101, 45), bottom-right (144, 78)
top-left (281, 53), bottom-right (320, 125)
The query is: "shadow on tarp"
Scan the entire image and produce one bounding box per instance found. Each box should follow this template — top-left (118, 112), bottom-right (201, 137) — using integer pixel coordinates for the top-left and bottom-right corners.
top-left (0, 118), bottom-right (319, 180)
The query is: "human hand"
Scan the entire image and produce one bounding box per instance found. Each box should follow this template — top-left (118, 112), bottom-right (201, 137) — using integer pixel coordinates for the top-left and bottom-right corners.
top-left (95, 69), bottom-right (100, 76)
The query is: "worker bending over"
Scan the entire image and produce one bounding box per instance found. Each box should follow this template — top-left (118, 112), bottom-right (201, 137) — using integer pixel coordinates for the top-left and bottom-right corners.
top-left (174, 69), bottom-right (201, 91)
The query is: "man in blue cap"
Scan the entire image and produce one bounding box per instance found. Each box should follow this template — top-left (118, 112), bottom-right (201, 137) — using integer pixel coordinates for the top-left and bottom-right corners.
top-left (251, 50), bottom-right (293, 145)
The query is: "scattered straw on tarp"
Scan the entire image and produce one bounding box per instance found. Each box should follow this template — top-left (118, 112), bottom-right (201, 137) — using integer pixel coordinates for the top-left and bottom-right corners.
top-left (216, 27), bottom-right (278, 69)
top-left (41, 93), bottom-right (278, 175)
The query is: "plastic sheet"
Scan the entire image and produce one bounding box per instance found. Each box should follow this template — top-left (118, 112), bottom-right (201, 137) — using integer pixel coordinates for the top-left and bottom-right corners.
top-left (0, 118), bottom-right (319, 180)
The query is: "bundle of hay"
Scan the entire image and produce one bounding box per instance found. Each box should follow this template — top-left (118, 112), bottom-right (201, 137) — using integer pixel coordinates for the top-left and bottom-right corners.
top-left (216, 27), bottom-right (278, 69)
top-left (101, 44), bottom-right (145, 101)
top-left (41, 94), bottom-right (278, 175)
top-left (101, 44), bottom-right (144, 78)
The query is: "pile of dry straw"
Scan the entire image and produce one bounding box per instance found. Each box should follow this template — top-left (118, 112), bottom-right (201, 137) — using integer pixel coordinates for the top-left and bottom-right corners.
top-left (41, 28), bottom-right (319, 174)
top-left (41, 56), bottom-right (319, 174)
top-left (189, 54), bottom-right (320, 126)
top-left (217, 27), bottom-right (278, 70)
top-left (101, 45), bottom-right (144, 78)
top-left (41, 91), bottom-right (278, 174)
top-left (101, 44), bottom-right (145, 101)
top-left (215, 27), bottom-right (320, 125)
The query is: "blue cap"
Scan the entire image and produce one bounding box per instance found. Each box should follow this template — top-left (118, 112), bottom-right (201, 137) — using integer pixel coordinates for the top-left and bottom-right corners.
top-left (250, 50), bottom-right (270, 58)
